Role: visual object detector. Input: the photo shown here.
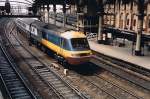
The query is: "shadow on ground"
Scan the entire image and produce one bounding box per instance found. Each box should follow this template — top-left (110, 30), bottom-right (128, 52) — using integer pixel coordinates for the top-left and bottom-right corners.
top-left (68, 62), bottom-right (104, 76)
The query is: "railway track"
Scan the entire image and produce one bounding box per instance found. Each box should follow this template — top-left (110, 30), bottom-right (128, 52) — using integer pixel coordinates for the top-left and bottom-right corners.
top-left (22, 47), bottom-right (146, 99)
top-left (5, 20), bottom-right (89, 99)
top-left (0, 38), bottom-right (37, 99)
top-left (93, 51), bottom-right (150, 77)
top-left (0, 19), bottom-right (37, 99)
top-left (3, 19), bottom-right (150, 99)
top-left (48, 15), bottom-right (150, 92)
top-left (36, 57), bottom-right (148, 99)
top-left (68, 70), bottom-right (144, 99)
top-left (11, 23), bottom-right (149, 98)
top-left (12, 18), bottom-right (150, 99)
top-left (91, 51), bottom-right (150, 91)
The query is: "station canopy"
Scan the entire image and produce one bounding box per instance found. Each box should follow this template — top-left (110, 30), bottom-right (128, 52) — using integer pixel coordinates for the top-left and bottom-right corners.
top-left (0, 0), bottom-right (34, 6)
top-left (33, 0), bottom-right (76, 5)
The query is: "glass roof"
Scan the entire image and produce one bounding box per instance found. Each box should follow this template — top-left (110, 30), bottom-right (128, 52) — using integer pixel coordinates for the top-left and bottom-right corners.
top-left (0, 0), bottom-right (34, 6)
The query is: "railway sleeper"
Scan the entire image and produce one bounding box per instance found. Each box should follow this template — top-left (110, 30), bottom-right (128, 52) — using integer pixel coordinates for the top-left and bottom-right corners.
top-left (6, 83), bottom-right (23, 88)
top-left (10, 90), bottom-right (27, 94)
top-left (0, 70), bottom-right (14, 73)
top-left (43, 73), bottom-right (54, 77)
top-left (64, 93), bottom-right (77, 98)
top-left (1, 72), bottom-right (15, 76)
top-left (37, 69), bottom-right (50, 73)
top-left (58, 87), bottom-right (70, 92)
top-left (3, 74), bottom-right (17, 77)
top-left (54, 84), bottom-right (64, 87)
top-left (14, 95), bottom-right (31, 99)
top-left (9, 87), bottom-right (25, 91)
top-left (7, 81), bottom-right (22, 85)
top-left (39, 72), bottom-right (52, 76)
top-left (48, 77), bottom-right (58, 80)
top-left (51, 81), bottom-right (62, 85)
top-left (12, 93), bottom-right (30, 98)
top-left (47, 78), bottom-right (59, 82)
top-left (5, 79), bottom-right (19, 82)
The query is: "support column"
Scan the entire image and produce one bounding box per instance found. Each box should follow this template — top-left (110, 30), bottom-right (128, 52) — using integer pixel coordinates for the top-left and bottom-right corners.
top-left (129, 1), bottom-right (133, 30)
top-left (135, 17), bottom-right (143, 55)
top-left (42, 5), bottom-right (45, 23)
top-left (76, 6), bottom-right (80, 31)
top-left (77, 13), bottom-right (79, 31)
top-left (97, 5), bottom-right (104, 43)
top-left (70, 5), bottom-right (71, 14)
top-left (135, 1), bottom-right (145, 56)
top-left (53, 4), bottom-right (56, 25)
top-left (63, 3), bottom-right (66, 27)
top-left (47, 5), bottom-right (50, 23)
top-left (39, 6), bottom-right (42, 21)
top-left (123, 4), bottom-right (127, 29)
top-left (98, 15), bottom-right (103, 42)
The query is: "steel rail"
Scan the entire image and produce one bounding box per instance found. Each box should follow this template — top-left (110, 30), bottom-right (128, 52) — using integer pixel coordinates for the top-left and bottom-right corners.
top-left (6, 21), bottom-right (88, 99)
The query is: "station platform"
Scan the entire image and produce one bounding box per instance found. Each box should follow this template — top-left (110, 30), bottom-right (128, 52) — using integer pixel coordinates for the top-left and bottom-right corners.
top-left (48, 17), bottom-right (150, 70)
top-left (89, 40), bottom-right (150, 70)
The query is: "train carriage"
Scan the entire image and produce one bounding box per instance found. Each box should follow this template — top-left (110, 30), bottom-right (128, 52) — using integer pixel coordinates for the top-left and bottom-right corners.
top-left (29, 20), bottom-right (46, 45)
top-left (16, 18), bottom-right (35, 33)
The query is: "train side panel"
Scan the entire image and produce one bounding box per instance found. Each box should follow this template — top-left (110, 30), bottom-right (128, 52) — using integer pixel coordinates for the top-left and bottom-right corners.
top-left (41, 38), bottom-right (91, 65)
top-left (30, 25), bottom-right (43, 42)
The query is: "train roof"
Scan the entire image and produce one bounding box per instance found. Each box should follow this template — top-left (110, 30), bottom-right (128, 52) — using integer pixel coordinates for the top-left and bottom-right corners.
top-left (31, 20), bottom-right (48, 28)
top-left (45, 24), bottom-right (69, 32)
top-left (42, 23), bottom-right (71, 35)
top-left (17, 18), bottom-right (86, 39)
top-left (61, 30), bottom-right (86, 39)
top-left (17, 18), bottom-right (38, 25)
top-left (39, 22), bottom-right (85, 39)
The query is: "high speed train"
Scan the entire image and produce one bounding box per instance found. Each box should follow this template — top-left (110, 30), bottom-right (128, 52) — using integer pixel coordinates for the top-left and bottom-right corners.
top-left (49, 12), bottom-right (98, 33)
top-left (15, 18), bottom-right (92, 65)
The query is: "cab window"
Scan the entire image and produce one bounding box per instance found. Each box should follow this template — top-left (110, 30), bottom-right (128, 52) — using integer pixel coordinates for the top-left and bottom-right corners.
top-left (71, 38), bottom-right (89, 51)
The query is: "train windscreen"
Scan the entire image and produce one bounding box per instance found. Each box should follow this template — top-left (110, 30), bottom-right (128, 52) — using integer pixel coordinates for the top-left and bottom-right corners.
top-left (71, 38), bottom-right (90, 51)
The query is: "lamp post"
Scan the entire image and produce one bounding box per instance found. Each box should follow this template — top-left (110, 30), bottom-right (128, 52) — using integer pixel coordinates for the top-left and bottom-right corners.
top-left (47, 4), bottom-right (50, 23)
top-left (53, 3), bottom-right (56, 25)
top-left (63, 0), bottom-right (66, 27)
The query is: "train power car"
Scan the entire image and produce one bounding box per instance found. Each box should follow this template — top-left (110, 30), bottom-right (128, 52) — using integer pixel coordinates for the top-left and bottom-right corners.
top-left (15, 18), bottom-right (92, 66)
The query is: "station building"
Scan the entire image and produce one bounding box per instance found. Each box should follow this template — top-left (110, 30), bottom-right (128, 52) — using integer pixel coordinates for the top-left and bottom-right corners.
top-left (104, 1), bottom-right (150, 34)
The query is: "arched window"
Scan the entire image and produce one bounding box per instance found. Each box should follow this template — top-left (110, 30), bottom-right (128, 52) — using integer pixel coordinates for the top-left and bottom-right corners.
top-left (133, 19), bottom-right (136, 26)
top-left (119, 13), bottom-right (124, 28)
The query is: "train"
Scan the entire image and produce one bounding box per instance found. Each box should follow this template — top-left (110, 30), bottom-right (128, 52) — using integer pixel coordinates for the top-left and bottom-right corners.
top-left (15, 18), bottom-right (92, 66)
top-left (49, 12), bottom-right (98, 33)
top-left (49, 12), bottom-right (77, 26)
